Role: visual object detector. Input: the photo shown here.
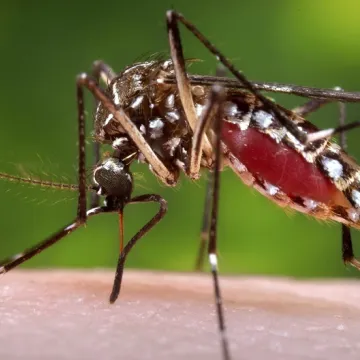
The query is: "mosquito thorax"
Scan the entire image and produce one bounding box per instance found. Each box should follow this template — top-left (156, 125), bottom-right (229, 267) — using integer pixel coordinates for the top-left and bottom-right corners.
top-left (94, 59), bottom-right (203, 175)
top-left (95, 59), bottom-right (177, 142)
top-left (93, 157), bottom-right (133, 209)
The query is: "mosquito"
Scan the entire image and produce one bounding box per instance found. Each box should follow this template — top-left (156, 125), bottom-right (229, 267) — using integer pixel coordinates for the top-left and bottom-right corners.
top-left (2, 10), bottom-right (360, 360)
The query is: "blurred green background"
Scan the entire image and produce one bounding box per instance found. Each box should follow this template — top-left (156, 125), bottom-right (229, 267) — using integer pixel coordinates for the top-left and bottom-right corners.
top-left (1, 0), bottom-right (360, 279)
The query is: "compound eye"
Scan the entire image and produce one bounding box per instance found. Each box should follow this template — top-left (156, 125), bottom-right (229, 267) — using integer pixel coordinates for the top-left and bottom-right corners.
top-left (94, 157), bottom-right (133, 201)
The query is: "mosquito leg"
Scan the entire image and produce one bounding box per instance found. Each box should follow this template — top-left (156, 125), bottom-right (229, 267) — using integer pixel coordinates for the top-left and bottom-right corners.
top-left (76, 73), bottom-right (177, 186)
top-left (174, 76), bottom-right (360, 103)
top-left (166, 11), bottom-right (213, 169)
top-left (189, 77), bottom-right (229, 177)
top-left (194, 64), bottom-right (230, 271)
top-left (166, 12), bottom-right (197, 129)
top-left (205, 85), bottom-right (230, 360)
top-left (188, 63), bottom-right (228, 180)
top-left (187, 85), bottom-right (226, 269)
top-left (76, 78), bottom-right (89, 222)
top-left (306, 117), bottom-right (360, 142)
top-left (0, 207), bottom-right (106, 273)
top-left (90, 61), bottom-right (117, 208)
top-left (295, 88), bottom-right (360, 143)
top-left (334, 102), bottom-right (360, 270)
top-left (109, 194), bottom-right (167, 303)
top-left (0, 74), bottom-right (109, 271)
top-left (193, 65), bottom-right (228, 271)
top-left (92, 61), bottom-right (116, 86)
top-left (338, 102), bottom-right (347, 150)
top-left (305, 88), bottom-right (360, 143)
top-left (292, 98), bottom-right (331, 117)
top-left (341, 225), bottom-right (360, 269)
top-left (166, 10), bottom-right (306, 144)
top-left (195, 173), bottom-right (213, 271)
top-left (183, 83), bottom-right (230, 359)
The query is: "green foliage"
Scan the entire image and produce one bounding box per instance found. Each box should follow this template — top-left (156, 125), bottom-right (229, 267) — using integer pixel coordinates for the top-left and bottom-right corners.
top-left (1, 0), bottom-right (360, 278)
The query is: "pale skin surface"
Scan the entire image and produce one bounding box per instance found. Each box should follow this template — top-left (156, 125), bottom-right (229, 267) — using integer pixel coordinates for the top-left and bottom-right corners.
top-left (0, 270), bottom-right (360, 360)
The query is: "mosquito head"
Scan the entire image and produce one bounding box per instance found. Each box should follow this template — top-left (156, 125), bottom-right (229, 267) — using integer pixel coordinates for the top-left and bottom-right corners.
top-left (93, 157), bottom-right (133, 210)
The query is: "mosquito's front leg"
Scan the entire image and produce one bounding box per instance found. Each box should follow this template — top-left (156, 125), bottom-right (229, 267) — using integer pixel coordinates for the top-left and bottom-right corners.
top-left (0, 78), bottom-right (102, 272)
top-left (90, 61), bottom-right (117, 208)
top-left (166, 11), bottom-right (213, 173)
top-left (110, 194), bottom-right (167, 303)
top-left (75, 78), bottom-right (88, 222)
top-left (0, 206), bottom-right (107, 273)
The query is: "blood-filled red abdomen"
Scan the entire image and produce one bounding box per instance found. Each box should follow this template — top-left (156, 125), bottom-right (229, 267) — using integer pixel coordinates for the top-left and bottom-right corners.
top-left (222, 122), bottom-right (346, 206)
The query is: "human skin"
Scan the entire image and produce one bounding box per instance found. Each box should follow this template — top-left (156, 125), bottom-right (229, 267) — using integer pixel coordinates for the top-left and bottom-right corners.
top-left (0, 270), bottom-right (359, 360)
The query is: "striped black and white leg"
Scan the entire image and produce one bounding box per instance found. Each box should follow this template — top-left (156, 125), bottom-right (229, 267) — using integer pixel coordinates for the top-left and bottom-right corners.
top-left (90, 61), bottom-right (117, 208)
top-left (0, 74), bottom-right (93, 272)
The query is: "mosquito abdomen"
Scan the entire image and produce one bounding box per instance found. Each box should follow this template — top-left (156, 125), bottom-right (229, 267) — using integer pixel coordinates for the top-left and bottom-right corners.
top-left (221, 112), bottom-right (360, 229)
top-left (222, 122), bottom-right (347, 206)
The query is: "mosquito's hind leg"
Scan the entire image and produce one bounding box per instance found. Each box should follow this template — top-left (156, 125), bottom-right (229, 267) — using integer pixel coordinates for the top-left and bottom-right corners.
top-left (335, 101), bottom-right (360, 270)
top-left (289, 88), bottom-right (360, 143)
top-left (292, 98), bottom-right (331, 117)
top-left (303, 99), bottom-right (360, 270)
top-left (166, 10), bottom-right (306, 144)
top-left (306, 92), bottom-right (360, 143)
top-left (341, 225), bottom-right (360, 269)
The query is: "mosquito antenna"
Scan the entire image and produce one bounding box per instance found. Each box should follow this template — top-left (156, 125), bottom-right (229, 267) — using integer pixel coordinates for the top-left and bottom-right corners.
top-left (109, 194), bottom-right (167, 304)
top-left (0, 172), bottom-right (95, 192)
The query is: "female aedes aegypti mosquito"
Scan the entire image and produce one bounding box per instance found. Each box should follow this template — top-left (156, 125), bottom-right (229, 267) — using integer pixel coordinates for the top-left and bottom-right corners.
top-left (2, 11), bottom-right (360, 360)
